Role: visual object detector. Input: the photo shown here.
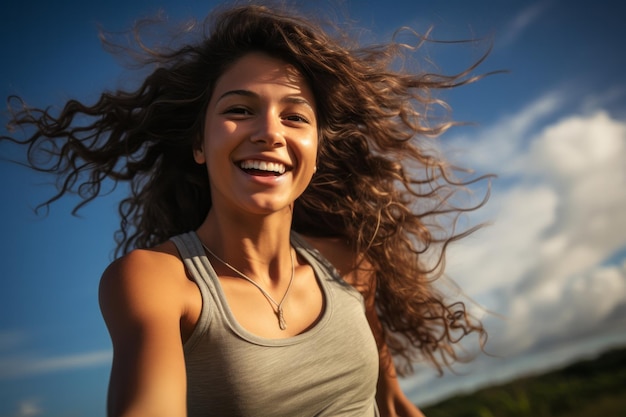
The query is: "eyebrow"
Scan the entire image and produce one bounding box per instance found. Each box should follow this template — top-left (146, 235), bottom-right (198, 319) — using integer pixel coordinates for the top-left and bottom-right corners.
top-left (216, 89), bottom-right (315, 111)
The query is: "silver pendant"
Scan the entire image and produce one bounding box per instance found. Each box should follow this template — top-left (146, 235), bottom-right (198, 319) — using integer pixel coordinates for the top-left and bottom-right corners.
top-left (277, 307), bottom-right (287, 330)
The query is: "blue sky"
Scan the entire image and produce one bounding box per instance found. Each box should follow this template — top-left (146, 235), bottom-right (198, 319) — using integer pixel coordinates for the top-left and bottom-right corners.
top-left (1, 0), bottom-right (625, 416)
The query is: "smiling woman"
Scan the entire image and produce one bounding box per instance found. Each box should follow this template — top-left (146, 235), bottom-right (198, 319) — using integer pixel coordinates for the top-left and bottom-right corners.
top-left (1, 3), bottom-right (492, 417)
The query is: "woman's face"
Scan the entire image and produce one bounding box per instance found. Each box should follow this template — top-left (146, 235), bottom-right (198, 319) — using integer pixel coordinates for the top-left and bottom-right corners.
top-left (197, 52), bottom-right (318, 216)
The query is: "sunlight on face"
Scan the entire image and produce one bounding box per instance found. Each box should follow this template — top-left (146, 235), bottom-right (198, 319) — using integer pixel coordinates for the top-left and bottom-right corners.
top-left (198, 52), bottom-right (319, 215)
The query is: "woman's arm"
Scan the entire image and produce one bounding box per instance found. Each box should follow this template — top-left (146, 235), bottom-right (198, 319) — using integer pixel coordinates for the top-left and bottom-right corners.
top-left (302, 236), bottom-right (425, 417)
top-left (99, 248), bottom-right (191, 417)
top-left (365, 295), bottom-right (426, 417)
top-left (359, 265), bottom-right (426, 417)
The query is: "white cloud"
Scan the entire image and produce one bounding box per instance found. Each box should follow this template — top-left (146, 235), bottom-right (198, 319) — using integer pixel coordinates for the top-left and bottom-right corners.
top-left (0, 349), bottom-right (111, 379)
top-left (490, 110), bottom-right (626, 354)
top-left (530, 111), bottom-right (626, 179)
top-left (488, 261), bottom-right (626, 355)
top-left (446, 184), bottom-right (559, 298)
top-left (405, 102), bottom-right (626, 405)
top-left (444, 91), bottom-right (563, 174)
top-left (498, 1), bottom-right (553, 48)
top-left (412, 98), bottom-right (626, 400)
top-left (527, 111), bottom-right (626, 283)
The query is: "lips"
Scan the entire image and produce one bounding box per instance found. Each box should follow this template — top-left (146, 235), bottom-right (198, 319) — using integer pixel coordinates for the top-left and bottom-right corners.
top-left (239, 159), bottom-right (288, 176)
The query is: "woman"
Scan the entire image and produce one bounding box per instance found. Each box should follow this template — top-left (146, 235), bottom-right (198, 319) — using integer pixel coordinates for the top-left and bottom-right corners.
top-left (3, 4), bottom-right (490, 416)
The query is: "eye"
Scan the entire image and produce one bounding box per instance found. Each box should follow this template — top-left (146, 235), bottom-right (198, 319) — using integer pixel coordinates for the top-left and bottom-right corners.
top-left (223, 106), bottom-right (253, 116)
top-left (283, 114), bottom-right (311, 124)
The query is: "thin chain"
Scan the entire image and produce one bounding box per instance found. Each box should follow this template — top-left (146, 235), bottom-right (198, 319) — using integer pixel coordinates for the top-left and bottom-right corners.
top-left (201, 243), bottom-right (295, 330)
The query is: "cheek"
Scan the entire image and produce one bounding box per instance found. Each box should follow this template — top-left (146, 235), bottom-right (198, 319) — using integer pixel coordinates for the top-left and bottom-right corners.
top-left (298, 137), bottom-right (319, 186)
top-left (305, 135), bottom-right (320, 164)
top-left (202, 121), bottom-right (235, 159)
top-left (302, 136), bottom-right (317, 151)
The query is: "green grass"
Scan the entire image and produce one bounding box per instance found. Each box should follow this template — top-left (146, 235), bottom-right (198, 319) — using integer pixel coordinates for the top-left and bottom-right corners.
top-left (421, 346), bottom-right (626, 417)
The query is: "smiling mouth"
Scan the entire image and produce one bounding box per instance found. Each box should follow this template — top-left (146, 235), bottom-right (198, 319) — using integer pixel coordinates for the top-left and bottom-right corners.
top-left (239, 159), bottom-right (288, 176)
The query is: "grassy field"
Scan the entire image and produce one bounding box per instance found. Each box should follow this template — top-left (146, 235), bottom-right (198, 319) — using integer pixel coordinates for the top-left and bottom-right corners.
top-left (421, 346), bottom-right (626, 417)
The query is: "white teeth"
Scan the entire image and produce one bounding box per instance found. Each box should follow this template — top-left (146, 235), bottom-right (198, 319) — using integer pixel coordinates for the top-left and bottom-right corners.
top-left (240, 160), bottom-right (286, 174)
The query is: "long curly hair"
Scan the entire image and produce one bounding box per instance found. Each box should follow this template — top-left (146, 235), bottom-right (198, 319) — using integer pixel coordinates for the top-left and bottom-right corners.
top-left (3, 3), bottom-right (493, 375)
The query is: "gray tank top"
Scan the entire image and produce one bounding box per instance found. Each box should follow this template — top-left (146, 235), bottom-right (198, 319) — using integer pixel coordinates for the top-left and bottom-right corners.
top-left (171, 231), bottom-right (380, 417)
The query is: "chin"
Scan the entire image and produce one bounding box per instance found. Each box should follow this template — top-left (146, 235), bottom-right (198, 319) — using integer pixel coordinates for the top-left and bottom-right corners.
top-left (243, 199), bottom-right (293, 216)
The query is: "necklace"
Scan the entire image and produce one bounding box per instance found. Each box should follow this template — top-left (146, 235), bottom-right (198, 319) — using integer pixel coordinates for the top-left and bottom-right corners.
top-left (201, 243), bottom-right (295, 331)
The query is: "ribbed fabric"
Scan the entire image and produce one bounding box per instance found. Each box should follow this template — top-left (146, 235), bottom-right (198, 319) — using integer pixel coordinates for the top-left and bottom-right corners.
top-left (171, 231), bottom-right (379, 417)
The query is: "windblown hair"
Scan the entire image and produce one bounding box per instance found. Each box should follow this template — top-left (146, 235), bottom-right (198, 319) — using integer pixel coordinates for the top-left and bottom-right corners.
top-left (3, 3), bottom-right (493, 374)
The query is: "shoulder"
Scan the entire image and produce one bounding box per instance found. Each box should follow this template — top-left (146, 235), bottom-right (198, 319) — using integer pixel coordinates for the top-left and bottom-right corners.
top-left (99, 241), bottom-right (189, 324)
top-left (298, 235), bottom-right (352, 273)
top-left (100, 241), bottom-right (183, 293)
top-left (298, 235), bottom-right (374, 294)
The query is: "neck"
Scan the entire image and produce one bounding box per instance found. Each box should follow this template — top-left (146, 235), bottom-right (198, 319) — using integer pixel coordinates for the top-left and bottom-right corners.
top-left (196, 206), bottom-right (294, 285)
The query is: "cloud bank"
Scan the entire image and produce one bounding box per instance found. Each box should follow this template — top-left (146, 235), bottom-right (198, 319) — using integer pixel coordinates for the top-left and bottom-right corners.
top-left (406, 92), bottom-right (626, 405)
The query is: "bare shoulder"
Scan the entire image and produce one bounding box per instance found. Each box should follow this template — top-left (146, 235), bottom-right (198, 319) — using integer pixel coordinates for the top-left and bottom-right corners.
top-left (299, 236), bottom-right (353, 272)
top-left (298, 235), bottom-right (374, 292)
top-left (99, 240), bottom-right (189, 325)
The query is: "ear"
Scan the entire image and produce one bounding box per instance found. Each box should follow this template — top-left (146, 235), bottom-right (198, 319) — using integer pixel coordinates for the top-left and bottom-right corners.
top-left (193, 144), bottom-right (206, 164)
top-left (193, 134), bottom-right (206, 164)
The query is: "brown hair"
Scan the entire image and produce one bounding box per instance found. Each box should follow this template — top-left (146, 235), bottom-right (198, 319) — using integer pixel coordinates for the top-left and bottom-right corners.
top-left (3, 3), bottom-right (493, 375)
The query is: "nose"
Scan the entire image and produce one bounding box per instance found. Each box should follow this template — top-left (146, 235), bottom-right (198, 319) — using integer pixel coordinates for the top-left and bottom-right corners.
top-left (250, 111), bottom-right (285, 147)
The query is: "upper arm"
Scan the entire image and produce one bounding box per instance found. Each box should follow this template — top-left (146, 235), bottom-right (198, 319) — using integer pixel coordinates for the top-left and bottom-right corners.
top-left (99, 249), bottom-right (188, 417)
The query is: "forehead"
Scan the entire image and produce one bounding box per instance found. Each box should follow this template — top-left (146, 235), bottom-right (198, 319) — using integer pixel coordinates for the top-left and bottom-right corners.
top-left (211, 52), bottom-right (315, 103)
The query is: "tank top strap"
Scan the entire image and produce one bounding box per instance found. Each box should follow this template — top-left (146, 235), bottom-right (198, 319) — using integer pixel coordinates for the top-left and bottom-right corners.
top-left (289, 231), bottom-right (342, 279)
top-left (170, 231), bottom-right (222, 352)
